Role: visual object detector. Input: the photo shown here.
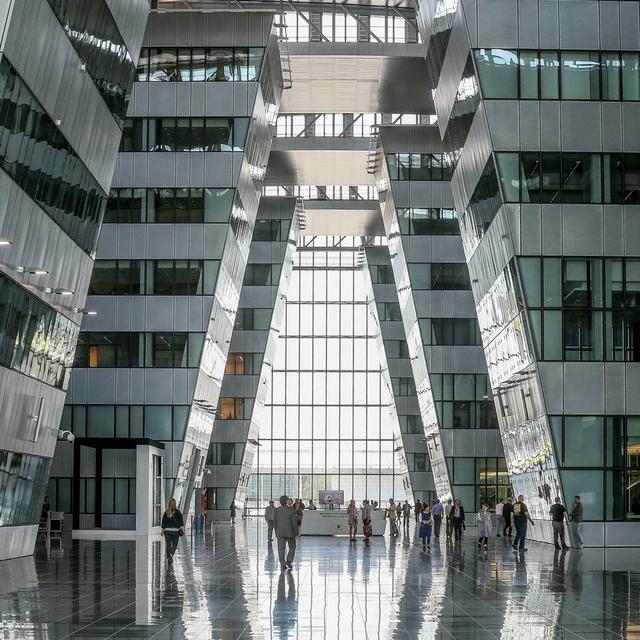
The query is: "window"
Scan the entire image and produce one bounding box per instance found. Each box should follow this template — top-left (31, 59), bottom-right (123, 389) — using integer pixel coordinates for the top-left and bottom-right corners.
top-left (119, 118), bottom-right (248, 152)
top-left (520, 256), bottom-right (640, 362)
top-left (136, 47), bottom-right (263, 82)
top-left (474, 48), bottom-right (640, 101)
top-left (386, 153), bottom-right (453, 181)
top-left (430, 374), bottom-right (499, 430)
top-left (73, 332), bottom-right (203, 368)
top-left (88, 260), bottom-right (218, 295)
top-left (397, 208), bottom-right (458, 236)
top-left (245, 238), bottom-right (406, 512)
top-left (475, 48), bottom-right (518, 98)
top-left (496, 152), bottom-right (640, 205)
top-left (219, 398), bottom-right (245, 420)
top-left (225, 353), bottom-right (259, 375)
top-left (430, 263), bottom-right (470, 290)
top-left (423, 318), bottom-right (481, 346)
top-left (244, 264), bottom-right (281, 286)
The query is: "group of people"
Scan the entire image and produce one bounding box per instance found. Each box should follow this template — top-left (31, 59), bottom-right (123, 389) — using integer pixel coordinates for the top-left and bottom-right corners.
top-left (160, 492), bottom-right (587, 567)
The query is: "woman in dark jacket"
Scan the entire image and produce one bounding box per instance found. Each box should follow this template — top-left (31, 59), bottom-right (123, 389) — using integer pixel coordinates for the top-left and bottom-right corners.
top-left (161, 498), bottom-right (184, 563)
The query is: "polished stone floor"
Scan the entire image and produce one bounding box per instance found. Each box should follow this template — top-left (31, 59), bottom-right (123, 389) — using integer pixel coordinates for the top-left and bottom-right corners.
top-left (1, 521), bottom-right (639, 639)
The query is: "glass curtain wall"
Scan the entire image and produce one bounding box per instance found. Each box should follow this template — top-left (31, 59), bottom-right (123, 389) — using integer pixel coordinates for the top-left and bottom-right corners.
top-left (248, 237), bottom-right (406, 508)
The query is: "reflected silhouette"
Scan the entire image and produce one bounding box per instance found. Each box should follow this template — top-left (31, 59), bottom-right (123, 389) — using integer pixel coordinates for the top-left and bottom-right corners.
top-left (265, 540), bottom-right (277, 573)
top-left (549, 548), bottom-right (568, 593)
top-left (273, 571), bottom-right (297, 637)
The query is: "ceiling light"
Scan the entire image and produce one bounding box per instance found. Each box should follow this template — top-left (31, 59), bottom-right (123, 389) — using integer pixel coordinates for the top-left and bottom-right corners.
top-left (0, 239), bottom-right (12, 246)
top-left (73, 307), bottom-right (98, 316)
top-left (47, 287), bottom-right (74, 296)
top-left (17, 266), bottom-right (48, 275)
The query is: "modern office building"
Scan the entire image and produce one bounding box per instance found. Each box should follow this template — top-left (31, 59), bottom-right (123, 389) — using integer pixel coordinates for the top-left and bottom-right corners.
top-left (2, 1), bottom-right (640, 638)
top-left (27, 0), bottom-right (638, 548)
top-left (0, 0), bottom-right (148, 559)
top-left (416, 0), bottom-right (640, 545)
top-left (50, 10), bottom-right (287, 530)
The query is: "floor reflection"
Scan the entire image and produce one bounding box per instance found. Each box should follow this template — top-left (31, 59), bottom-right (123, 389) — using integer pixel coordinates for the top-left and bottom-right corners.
top-left (0, 524), bottom-right (638, 638)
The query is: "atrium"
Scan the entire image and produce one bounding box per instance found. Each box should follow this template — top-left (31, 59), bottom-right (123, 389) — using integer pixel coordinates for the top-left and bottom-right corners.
top-left (0, 0), bottom-right (638, 638)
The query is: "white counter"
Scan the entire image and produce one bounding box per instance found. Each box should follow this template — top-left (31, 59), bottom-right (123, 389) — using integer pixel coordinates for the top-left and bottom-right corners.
top-left (299, 509), bottom-right (387, 536)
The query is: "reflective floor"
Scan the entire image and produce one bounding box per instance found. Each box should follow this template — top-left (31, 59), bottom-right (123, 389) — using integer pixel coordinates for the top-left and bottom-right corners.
top-left (1, 521), bottom-right (639, 639)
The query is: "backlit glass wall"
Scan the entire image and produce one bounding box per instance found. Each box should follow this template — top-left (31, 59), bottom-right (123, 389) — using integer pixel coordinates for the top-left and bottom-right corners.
top-left (248, 237), bottom-right (406, 507)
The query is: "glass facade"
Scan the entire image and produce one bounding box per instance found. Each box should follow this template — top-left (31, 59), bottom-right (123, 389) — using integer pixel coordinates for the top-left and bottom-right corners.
top-left (46, 0), bottom-right (135, 122)
top-left (135, 47), bottom-right (263, 82)
top-left (519, 256), bottom-right (640, 362)
top-left (0, 57), bottom-right (107, 253)
top-left (105, 187), bottom-right (235, 223)
top-left (0, 273), bottom-right (78, 390)
top-left (73, 332), bottom-right (205, 368)
top-left (386, 153), bottom-right (454, 180)
top-left (475, 49), bottom-right (640, 101)
top-left (248, 238), bottom-right (406, 507)
top-left (120, 118), bottom-right (250, 152)
top-left (550, 416), bottom-right (640, 521)
top-left (496, 152), bottom-right (640, 205)
top-left (88, 260), bottom-right (220, 296)
top-left (0, 451), bottom-right (51, 526)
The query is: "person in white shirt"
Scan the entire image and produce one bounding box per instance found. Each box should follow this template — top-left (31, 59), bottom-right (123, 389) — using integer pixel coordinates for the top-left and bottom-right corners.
top-left (264, 500), bottom-right (276, 542)
top-left (495, 499), bottom-right (504, 537)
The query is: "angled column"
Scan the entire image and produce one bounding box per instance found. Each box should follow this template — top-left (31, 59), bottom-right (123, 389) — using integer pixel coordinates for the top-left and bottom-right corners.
top-left (374, 124), bottom-right (506, 511)
top-left (203, 196), bottom-right (299, 521)
top-left (0, 0), bottom-right (148, 558)
top-left (417, 0), bottom-right (640, 545)
top-left (52, 10), bottom-right (286, 528)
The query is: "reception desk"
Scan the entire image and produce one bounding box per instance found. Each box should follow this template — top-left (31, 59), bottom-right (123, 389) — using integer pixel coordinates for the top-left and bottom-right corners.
top-left (299, 509), bottom-right (387, 536)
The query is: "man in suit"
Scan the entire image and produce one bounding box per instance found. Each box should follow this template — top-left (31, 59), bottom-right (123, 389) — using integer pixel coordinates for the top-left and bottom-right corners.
top-left (274, 494), bottom-right (297, 571)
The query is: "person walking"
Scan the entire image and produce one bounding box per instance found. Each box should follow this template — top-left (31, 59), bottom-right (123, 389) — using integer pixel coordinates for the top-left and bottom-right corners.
top-left (264, 499), bottom-right (276, 542)
top-left (511, 494), bottom-right (534, 551)
top-left (502, 497), bottom-right (514, 537)
top-left (402, 500), bottom-right (411, 529)
top-left (274, 495), bottom-right (297, 571)
top-left (243, 496), bottom-right (249, 519)
top-left (450, 499), bottom-right (465, 542)
top-left (361, 499), bottom-right (372, 543)
top-left (293, 498), bottom-right (304, 537)
top-left (414, 499), bottom-right (422, 523)
top-left (431, 499), bottom-right (444, 539)
top-left (495, 499), bottom-right (504, 537)
top-left (387, 499), bottom-right (398, 536)
top-left (570, 495), bottom-right (584, 548)
top-left (549, 496), bottom-right (570, 549)
top-left (395, 502), bottom-right (402, 524)
top-left (444, 499), bottom-right (453, 538)
top-left (347, 499), bottom-right (358, 542)
top-left (419, 504), bottom-right (433, 551)
top-left (229, 500), bottom-right (237, 525)
top-left (476, 503), bottom-right (492, 550)
top-left (161, 498), bottom-right (184, 564)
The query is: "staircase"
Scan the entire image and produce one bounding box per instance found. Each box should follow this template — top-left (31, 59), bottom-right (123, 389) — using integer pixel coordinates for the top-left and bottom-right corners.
top-left (274, 14), bottom-right (293, 90)
top-left (295, 198), bottom-right (307, 233)
top-left (366, 126), bottom-right (380, 175)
